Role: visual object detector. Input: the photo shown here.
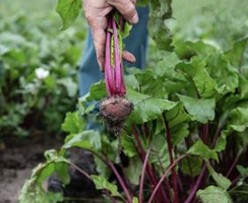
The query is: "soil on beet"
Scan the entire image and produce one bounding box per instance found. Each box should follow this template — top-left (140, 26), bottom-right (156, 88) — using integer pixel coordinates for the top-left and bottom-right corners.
top-left (100, 96), bottom-right (133, 122)
top-left (100, 96), bottom-right (133, 134)
top-left (0, 133), bottom-right (62, 203)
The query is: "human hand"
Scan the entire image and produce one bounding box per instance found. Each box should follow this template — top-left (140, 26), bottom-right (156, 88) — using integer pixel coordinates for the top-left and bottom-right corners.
top-left (83, 0), bottom-right (138, 71)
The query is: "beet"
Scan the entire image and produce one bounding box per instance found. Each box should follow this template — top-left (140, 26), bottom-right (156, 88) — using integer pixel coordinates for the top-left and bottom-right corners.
top-left (100, 96), bottom-right (133, 121)
top-left (100, 96), bottom-right (133, 134)
top-left (101, 13), bottom-right (133, 135)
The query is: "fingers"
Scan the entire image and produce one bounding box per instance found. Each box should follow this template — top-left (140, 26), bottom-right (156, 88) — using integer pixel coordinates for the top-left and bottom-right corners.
top-left (83, 0), bottom-right (138, 70)
top-left (83, 1), bottom-right (110, 70)
top-left (130, 0), bottom-right (137, 4)
top-left (86, 15), bottom-right (108, 71)
top-left (123, 51), bottom-right (136, 63)
top-left (108, 0), bottom-right (139, 24)
top-left (92, 27), bottom-right (106, 71)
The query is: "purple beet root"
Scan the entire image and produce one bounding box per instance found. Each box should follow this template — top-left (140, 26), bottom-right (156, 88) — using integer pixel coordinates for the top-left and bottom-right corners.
top-left (100, 96), bottom-right (133, 134)
top-left (100, 96), bottom-right (133, 121)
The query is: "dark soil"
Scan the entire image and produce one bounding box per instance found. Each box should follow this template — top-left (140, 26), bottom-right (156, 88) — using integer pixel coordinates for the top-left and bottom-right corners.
top-left (0, 133), bottom-right (62, 203)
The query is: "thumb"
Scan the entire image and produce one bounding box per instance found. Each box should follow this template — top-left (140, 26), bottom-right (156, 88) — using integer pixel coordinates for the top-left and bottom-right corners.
top-left (108, 0), bottom-right (139, 24)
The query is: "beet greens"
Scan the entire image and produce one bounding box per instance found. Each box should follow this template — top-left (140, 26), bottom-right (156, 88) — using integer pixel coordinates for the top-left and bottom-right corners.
top-left (20, 1), bottom-right (248, 203)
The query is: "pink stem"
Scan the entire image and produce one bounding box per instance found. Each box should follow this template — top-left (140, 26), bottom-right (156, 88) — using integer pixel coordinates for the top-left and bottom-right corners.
top-left (105, 14), bottom-right (126, 97)
top-left (105, 19), bottom-right (114, 96)
top-left (138, 146), bottom-right (152, 203)
top-left (185, 164), bottom-right (207, 203)
top-left (148, 155), bottom-right (187, 203)
top-left (108, 160), bottom-right (133, 203)
top-left (112, 18), bottom-right (121, 93)
top-left (163, 113), bottom-right (179, 203)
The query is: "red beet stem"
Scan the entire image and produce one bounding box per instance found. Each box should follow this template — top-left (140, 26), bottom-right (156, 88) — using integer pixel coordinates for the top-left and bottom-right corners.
top-left (112, 17), bottom-right (121, 93)
top-left (105, 19), bottom-right (114, 96)
top-left (105, 14), bottom-right (126, 97)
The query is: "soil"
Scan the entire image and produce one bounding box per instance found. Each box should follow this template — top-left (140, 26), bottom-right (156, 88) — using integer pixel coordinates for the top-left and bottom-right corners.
top-left (0, 133), bottom-right (62, 203)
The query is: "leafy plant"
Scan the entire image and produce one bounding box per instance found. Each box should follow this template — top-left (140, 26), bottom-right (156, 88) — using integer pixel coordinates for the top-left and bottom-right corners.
top-left (20, 0), bottom-right (248, 202)
top-left (0, 12), bottom-right (86, 138)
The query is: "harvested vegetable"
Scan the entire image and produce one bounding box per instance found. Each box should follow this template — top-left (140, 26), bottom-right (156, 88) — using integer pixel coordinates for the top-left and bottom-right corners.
top-left (100, 13), bottom-right (133, 134)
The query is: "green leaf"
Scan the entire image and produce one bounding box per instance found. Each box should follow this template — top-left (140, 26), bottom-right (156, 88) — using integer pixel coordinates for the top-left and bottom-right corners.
top-left (239, 76), bottom-right (248, 98)
top-left (19, 151), bottom-right (69, 203)
top-left (55, 162), bottom-right (70, 185)
top-left (150, 133), bottom-right (169, 169)
top-left (137, 0), bottom-right (149, 6)
top-left (126, 85), bottom-right (150, 105)
top-left (125, 156), bottom-right (143, 185)
top-left (121, 22), bottom-right (132, 39)
top-left (148, 0), bottom-right (173, 51)
top-left (176, 56), bottom-right (217, 98)
top-left (62, 111), bottom-right (85, 134)
top-left (133, 197), bottom-right (139, 203)
top-left (46, 192), bottom-right (64, 203)
top-left (154, 52), bottom-right (181, 77)
top-left (188, 140), bottom-right (218, 161)
top-left (129, 97), bottom-right (177, 124)
top-left (127, 70), bottom-right (168, 98)
top-left (214, 106), bottom-right (248, 153)
top-left (100, 135), bottom-right (119, 162)
top-left (165, 102), bottom-right (191, 128)
top-left (211, 171), bottom-right (231, 190)
top-left (41, 150), bottom-right (70, 185)
top-left (215, 132), bottom-right (228, 152)
top-left (35, 163), bottom-right (55, 185)
top-left (186, 40), bottom-right (239, 95)
top-left (197, 186), bottom-right (232, 203)
top-left (121, 134), bottom-right (137, 158)
top-left (63, 130), bottom-right (102, 151)
top-left (19, 182), bottom-right (49, 203)
top-left (185, 40), bottom-right (221, 58)
top-left (229, 107), bottom-right (248, 132)
top-left (206, 161), bottom-right (231, 190)
top-left (178, 94), bottom-right (215, 124)
top-left (225, 37), bottom-right (248, 68)
top-left (127, 87), bottom-right (177, 124)
top-left (19, 180), bottom-right (63, 203)
top-left (94, 156), bottom-right (110, 179)
top-left (91, 175), bottom-right (122, 198)
top-left (81, 81), bottom-right (106, 102)
top-left (181, 156), bottom-right (202, 177)
top-left (237, 165), bottom-right (248, 178)
top-left (124, 74), bottom-right (140, 91)
top-left (171, 123), bottom-right (189, 146)
top-left (208, 59), bottom-right (239, 95)
top-left (56, 0), bottom-right (81, 30)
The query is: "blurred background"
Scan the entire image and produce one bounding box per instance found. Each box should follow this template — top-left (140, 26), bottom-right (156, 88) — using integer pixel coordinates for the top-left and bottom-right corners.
top-left (0, 0), bottom-right (87, 202)
top-left (0, 0), bottom-right (247, 202)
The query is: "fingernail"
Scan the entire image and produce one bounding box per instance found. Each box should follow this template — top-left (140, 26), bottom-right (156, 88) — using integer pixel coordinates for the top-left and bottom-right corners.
top-left (131, 14), bottom-right (139, 24)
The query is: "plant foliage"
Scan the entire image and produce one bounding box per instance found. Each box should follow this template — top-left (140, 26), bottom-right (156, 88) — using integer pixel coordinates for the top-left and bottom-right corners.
top-left (20, 0), bottom-right (248, 202)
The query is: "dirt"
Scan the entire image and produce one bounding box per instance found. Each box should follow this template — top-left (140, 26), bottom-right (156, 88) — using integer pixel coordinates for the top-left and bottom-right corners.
top-left (0, 134), bottom-right (62, 203)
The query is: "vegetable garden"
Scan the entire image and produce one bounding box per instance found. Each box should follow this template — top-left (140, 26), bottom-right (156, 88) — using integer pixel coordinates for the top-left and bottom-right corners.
top-left (1, 0), bottom-right (248, 203)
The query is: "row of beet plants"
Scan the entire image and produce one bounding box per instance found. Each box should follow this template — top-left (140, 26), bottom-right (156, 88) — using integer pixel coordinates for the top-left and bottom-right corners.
top-left (20, 0), bottom-right (248, 202)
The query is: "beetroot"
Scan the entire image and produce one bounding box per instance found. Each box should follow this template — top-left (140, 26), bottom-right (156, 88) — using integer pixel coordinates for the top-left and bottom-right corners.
top-left (100, 96), bottom-right (133, 122)
top-left (99, 13), bottom-right (133, 134)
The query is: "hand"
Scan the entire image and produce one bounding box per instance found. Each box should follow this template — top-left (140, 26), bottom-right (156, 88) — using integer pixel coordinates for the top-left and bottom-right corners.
top-left (83, 0), bottom-right (138, 71)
